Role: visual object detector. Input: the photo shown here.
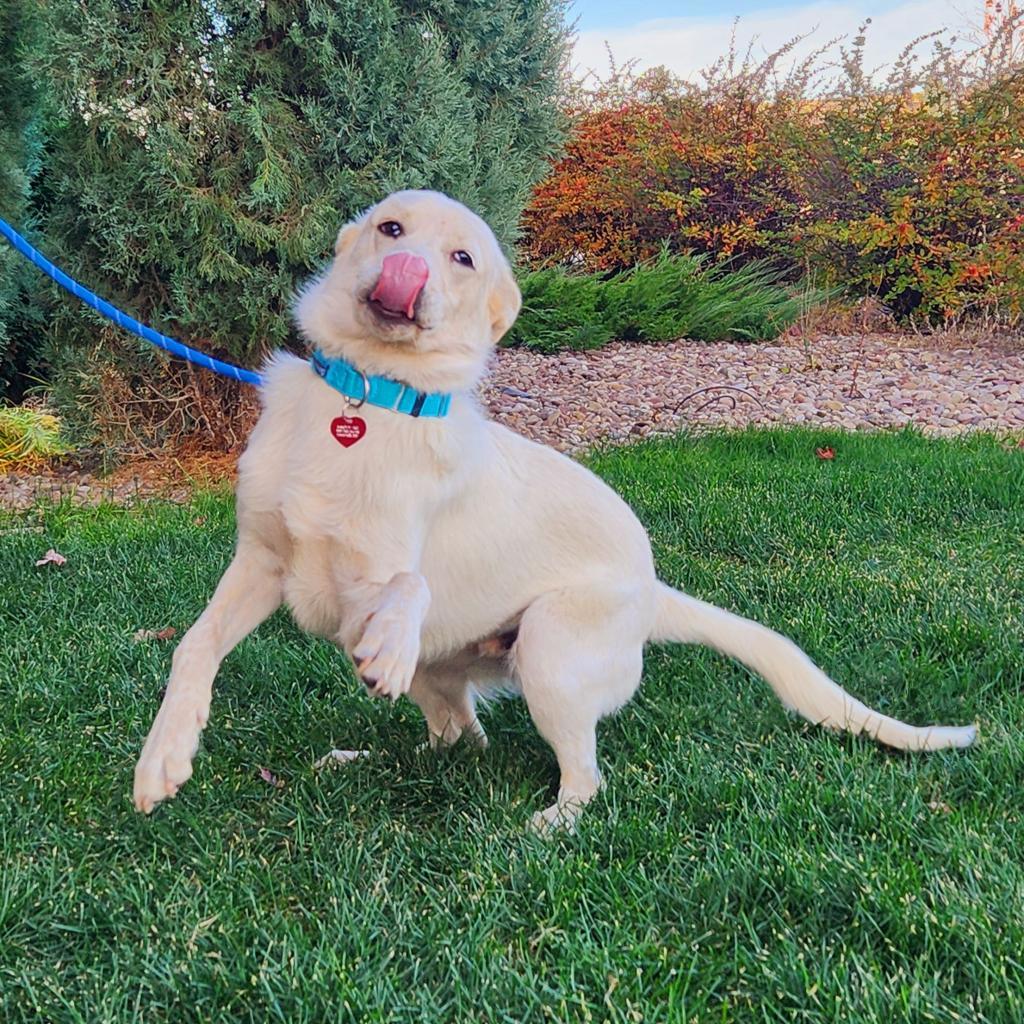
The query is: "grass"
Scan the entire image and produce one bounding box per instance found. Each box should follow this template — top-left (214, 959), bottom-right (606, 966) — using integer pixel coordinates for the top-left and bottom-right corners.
top-left (1, 426), bottom-right (1022, 1023)
top-left (505, 251), bottom-right (813, 352)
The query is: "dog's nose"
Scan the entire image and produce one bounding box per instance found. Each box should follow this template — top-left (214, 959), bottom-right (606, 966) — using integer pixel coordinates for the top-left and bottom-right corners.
top-left (369, 252), bottom-right (429, 320)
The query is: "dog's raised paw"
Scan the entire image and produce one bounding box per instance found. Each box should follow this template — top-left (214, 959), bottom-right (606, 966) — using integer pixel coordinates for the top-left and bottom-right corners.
top-left (352, 612), bottom-right (419, 700)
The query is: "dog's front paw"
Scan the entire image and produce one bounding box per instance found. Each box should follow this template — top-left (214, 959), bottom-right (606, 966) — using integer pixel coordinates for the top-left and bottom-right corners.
top-left (352, 610), bottom-right (420, 701)
top-left (133, 695), bottom-right (208, 813)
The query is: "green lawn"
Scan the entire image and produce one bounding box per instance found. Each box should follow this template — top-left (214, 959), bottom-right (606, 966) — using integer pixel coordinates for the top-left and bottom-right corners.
top-left (1, 428), bottom-right (1022, 1023)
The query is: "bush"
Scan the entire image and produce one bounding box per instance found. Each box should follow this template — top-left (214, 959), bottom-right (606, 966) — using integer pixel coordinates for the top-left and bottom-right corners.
top-left (603, 251), bottom-right (806, 342)
top-left (524, 92), bottom-right (803, 274)
top-left (790, 75), bottom-right (1024, 321)
top-left (22, 0), bottom-right (569, 442)
top-left (504, 250), bottom-right (808, 352)
top-left (0, 0), bottom-right (47, 400)
top-left (523, 19), bottom-right (1024, 326)
top-left (505, 267), bottom-right (616, 352)
top-left (0, 405), bottom-right (69, 468)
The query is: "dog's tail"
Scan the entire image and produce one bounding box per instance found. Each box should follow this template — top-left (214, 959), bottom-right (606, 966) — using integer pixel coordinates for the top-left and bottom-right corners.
top-left (650, 582), bottom-right (976, 751)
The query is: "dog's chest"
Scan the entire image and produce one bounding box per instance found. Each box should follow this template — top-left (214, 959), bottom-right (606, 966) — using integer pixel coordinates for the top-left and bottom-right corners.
top-left (239, 365), bottom-right (480, 635)
top-left (279, 413), bottom-right (427, 532)
top-left (273, 389), bottom-right (469, 562)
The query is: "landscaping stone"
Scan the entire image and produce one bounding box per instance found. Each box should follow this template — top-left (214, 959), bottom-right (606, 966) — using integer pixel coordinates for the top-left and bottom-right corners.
top-left (482, 333), bottom-right (1024, 454)
top-left (2, 333), bottom-right (1021, 509)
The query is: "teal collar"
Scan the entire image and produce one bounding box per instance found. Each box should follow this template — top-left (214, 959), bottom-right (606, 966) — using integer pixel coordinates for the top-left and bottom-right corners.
top-left (310, 351), bottom-right (452, 418)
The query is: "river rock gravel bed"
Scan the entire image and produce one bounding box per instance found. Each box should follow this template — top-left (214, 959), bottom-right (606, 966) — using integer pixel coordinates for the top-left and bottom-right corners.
top-left (3, 334), bottom-right (1021, 509)
top-left (482, 334), bottom-right (1024, 454)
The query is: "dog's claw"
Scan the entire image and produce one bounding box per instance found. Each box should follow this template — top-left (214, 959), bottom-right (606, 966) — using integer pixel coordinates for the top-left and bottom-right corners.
top-left (351, 614), bottom-right (419, 700)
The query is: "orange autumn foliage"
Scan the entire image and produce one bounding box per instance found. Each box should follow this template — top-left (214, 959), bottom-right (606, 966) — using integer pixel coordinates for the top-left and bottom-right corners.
top-left (523, 68), bottom-right (1024, 324)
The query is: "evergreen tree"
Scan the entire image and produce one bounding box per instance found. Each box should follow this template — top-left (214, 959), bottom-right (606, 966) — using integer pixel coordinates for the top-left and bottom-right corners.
top-left (31, 0), bottom-right (569, 432)
top-left (0, 0), bottom-right (46, 399)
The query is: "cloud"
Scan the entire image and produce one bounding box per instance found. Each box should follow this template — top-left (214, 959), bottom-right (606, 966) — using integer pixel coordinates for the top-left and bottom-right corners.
top-left (571, 1), bottom-right (978, 83)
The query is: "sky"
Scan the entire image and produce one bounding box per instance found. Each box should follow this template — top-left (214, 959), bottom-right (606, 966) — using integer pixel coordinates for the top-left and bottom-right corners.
top-left (568, 0), bottom-right (984, 81)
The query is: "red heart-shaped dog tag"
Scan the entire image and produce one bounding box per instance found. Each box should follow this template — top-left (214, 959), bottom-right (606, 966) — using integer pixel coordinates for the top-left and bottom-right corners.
top-left (330, 416), bottom-right (366, 447)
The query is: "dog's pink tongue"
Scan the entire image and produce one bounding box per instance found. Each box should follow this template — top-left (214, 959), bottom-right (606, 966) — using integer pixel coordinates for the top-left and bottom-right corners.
top-left (370, 253), bottom-right (429, 319)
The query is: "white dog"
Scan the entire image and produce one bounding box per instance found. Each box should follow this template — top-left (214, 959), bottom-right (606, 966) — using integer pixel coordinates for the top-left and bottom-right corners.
top-left (133, 190), bottom-right (976, 830)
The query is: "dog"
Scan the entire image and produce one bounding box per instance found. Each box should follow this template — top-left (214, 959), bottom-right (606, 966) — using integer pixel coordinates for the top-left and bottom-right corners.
top-left (133, 189), bottom-right (976, 831)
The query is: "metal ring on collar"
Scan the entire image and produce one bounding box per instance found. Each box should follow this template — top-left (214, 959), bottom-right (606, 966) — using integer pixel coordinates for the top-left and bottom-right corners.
top-left (348, 369), bottom-right (371, 409)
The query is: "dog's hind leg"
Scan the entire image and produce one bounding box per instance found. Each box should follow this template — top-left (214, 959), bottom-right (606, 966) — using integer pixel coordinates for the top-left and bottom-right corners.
top-left (314, 656), bottom-right (497, 772)
top-left (408, 660), bottom-right (490, 750)
top-left (514, 583), bottom-right (652, 834)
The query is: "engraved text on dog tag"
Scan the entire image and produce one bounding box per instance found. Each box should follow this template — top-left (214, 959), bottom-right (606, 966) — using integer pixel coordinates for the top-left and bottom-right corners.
top-left (330, 416), bottom-right (366, 447)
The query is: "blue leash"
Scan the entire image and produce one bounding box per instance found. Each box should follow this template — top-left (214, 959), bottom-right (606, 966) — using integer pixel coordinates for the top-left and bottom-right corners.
top-left (0, 218), bottom-right (263, 386)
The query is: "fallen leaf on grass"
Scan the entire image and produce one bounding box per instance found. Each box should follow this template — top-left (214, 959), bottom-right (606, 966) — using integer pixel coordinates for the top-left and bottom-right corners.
top-left (132, 627), bottom-right (178, 643)
top-left (193, 515), bottom-right (207, 526)
top-left (927, 800), bottom-right (953, 814)
top-left (35, 548), bottom-right (67, 567)
top-left (815, 446), bottom-right (836, 460)
top-left (259, 767), bottom-right (285, 789)
top-left (314, 749), bottom-right (370, 770)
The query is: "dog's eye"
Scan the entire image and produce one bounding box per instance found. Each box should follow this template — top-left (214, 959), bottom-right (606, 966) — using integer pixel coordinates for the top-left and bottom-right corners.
top-left (452, 250), bottom-right (474, 269)
top-left (378, 221), bottom-right (403, 238)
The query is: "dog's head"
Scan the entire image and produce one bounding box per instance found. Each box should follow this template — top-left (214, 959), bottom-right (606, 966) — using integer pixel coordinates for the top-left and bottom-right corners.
top-left (294, 190), bottom-right (521, 392)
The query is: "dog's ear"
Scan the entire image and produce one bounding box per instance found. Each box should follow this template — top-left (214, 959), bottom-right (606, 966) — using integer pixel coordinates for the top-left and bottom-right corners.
top-left (488, 263), bottom-right (521, 344)
top-left (333, 221), bottom-right (361, 259)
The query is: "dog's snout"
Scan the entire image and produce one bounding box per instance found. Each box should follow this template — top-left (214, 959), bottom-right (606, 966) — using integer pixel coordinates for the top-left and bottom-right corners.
top-left (369, 252), bottom-right (429, 320)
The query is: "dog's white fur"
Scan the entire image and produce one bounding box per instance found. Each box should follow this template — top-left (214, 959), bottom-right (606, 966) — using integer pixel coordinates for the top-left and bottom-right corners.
top-left (133, 190), bottom-right (976, 830)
